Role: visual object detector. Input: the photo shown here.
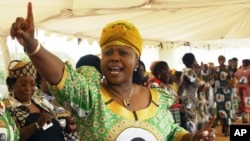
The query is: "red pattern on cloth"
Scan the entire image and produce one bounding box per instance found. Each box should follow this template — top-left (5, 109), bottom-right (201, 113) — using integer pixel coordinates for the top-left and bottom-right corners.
top-left (238, 86), bottom-right (250, 113)
top-left (235, 67), bottom-right (250, 113)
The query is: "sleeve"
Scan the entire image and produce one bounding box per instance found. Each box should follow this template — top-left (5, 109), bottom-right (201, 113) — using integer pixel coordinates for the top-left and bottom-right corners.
top-left (168, 106), bottom-right (189, 141)
top-left (49, 63), bottom-right (102, 116)
top-left (154, 87), bottom-right (176, 109)
top-left (172, 129), bottom-right (189, 141)
top-left (166, 107), bottom-right (189, 141)
top-left (155, 88), bottom-right (189, 141)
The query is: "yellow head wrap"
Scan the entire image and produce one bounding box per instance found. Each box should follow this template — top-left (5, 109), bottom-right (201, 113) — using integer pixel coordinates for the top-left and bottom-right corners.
top-left (8, 60), bottom-right (36, 78)
top-left (99, 20), bottom-right (142, 57)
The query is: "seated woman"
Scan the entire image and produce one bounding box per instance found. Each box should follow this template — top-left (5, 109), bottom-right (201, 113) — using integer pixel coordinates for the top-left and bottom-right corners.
top-left (4, 60), bottom-right (78, 141)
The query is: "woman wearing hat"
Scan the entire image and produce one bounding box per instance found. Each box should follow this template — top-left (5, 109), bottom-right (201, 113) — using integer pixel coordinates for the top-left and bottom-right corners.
top-left (4, 60), bottom-right (78, 141)
top-left (9, 2), bottom-right (216, 141)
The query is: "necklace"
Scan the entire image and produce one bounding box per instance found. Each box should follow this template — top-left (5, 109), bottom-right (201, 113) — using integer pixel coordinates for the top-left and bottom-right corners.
top-left (22, 101), bottom-right (32, 106)
top-left (105, 82), bottom-right (133, 107)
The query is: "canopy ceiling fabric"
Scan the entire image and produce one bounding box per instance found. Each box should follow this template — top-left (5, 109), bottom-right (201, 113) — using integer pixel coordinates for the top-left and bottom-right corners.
top-left (1, 0), bottom-right (250, 46)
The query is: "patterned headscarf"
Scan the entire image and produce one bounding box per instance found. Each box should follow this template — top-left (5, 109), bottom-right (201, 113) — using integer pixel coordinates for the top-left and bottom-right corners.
top-left (8, 60), bottom-right (36, 78)
top-left (99, 20), bottom-right (142, 57)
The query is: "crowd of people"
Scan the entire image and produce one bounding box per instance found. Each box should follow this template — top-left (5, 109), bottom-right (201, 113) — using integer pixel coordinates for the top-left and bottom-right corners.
top-left (4, 1), bottom-right (250, 141)
top-left (140, 55), bottom-right (248, 138)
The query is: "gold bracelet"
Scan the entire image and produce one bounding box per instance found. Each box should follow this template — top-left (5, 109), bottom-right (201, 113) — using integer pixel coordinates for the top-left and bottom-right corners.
top-left (27, 41), bottom-right (41, 56)
top-left (34, 122), bottom-right (40, 129)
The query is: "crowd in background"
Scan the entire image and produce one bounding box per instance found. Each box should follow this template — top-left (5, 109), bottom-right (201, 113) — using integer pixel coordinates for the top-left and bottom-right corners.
top-left (0, 2), bottom-right (238, 140)
top-left (142, 55), bottom-right (250, 137)
top-left (1, 23), bottom-right (248, 140)
top-left (2, 35), bottom-right (248, 141)
top-left (2, 50), bottom-right (248, 140)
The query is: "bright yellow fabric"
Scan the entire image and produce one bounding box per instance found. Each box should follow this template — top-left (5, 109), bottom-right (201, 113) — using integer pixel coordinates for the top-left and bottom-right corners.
top-left (99, 20), bottom-right (142, 57)
top-left (52, 65), bottom-right (68, 90)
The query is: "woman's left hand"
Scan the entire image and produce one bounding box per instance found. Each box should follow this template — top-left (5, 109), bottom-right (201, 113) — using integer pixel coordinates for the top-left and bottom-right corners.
top-left (193, 115), bottom-right (216, 141)
top-left (193, 128), bottom-right (216, 141)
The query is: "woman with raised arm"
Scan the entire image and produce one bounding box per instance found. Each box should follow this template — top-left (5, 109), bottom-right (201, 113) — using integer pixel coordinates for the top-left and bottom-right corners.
top-left (9, 2), bottom-right (216, 141)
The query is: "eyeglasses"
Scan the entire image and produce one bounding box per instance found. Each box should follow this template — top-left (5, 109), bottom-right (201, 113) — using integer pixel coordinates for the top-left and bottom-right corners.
top-left (16, 82), bottom-right (36, 88)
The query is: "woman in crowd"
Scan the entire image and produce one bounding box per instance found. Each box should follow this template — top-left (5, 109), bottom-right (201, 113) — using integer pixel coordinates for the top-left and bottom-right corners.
top-left (197, 63), bottom-right (211, 127)
top-left (9, 2), bottom-right (215, 140)
top-left (147, 61), bottom-right (171, 89)
top-left (76, 54), bottom-right (102, 74)
top-left (75, 54), bottom-right (103, 82)
top-left (146, 61), bottom-right (181, 125)
top-left (178, 53), bottom-right (202, 133)
top-left (213, 55), bottom-right (233, 136)
top-left (75, 54), bottom-right (103, 117)
top-left (4, 60), bottom-right (78, 141)
top-left (235, 59), bottom-right (250, 123)
top-left (133, 60), bottom-right (147, 85)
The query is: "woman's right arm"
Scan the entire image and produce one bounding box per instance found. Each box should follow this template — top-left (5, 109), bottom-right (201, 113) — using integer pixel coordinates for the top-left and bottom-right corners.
top-left (10, 2), bottom-right (64, 85)
top-left (28, 41), bottom-right (65, 85)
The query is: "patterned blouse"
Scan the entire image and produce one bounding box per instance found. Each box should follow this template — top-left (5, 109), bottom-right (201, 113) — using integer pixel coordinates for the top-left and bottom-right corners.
top-left (49, 64), bottom-right (188, 141)
top-left (4, 96), bottom-right (79, 141)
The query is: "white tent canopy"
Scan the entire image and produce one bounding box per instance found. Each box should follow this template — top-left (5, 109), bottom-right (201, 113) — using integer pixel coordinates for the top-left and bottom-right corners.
top-left (1, 0), bottom-right (250, 43)
top-left (1, 0), bottom-right (250, 72)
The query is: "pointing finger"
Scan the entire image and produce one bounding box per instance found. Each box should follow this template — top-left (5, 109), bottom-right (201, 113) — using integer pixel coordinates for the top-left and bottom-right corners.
top-left (26, 2), bottom-right (34, 27)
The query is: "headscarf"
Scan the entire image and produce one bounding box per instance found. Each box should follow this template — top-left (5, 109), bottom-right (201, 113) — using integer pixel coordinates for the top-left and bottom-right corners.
top-left (8, 60), bottom-right (36, 78)
top-left (99, 20), bottom-right (142, 57)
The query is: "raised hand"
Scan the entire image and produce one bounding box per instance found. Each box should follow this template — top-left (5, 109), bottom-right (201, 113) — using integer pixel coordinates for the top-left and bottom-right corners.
top-left (10, 2), bottom-right (37, 50)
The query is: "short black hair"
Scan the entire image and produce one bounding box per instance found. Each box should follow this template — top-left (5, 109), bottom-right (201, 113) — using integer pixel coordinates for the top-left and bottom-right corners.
top-left (232, 57), bottom-right (238, 61)
top-left (132, 59), bottom-right (145, 85)
top-left (76, 54), bottom-right (101, 73)
top-left (182, 53), bottom-right (196, 68)
top-left (152, 61), bottom-right (168, 76)
top-left (243, 59), bottom-right (250, 66)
